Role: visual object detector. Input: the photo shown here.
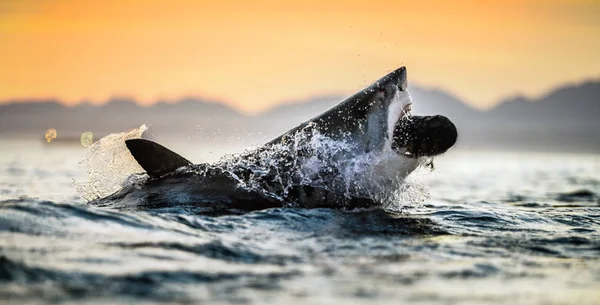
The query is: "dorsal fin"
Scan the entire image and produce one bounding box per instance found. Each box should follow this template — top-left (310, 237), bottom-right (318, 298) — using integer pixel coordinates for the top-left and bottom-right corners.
top-left (125, 139), bottom-right (192, 178)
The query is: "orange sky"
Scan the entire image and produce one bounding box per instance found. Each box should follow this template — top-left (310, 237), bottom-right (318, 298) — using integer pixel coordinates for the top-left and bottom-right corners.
top-left (1, 0), bottom-right (599, 113)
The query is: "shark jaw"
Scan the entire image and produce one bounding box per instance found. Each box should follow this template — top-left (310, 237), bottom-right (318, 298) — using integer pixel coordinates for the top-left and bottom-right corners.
top-left (385, 86), bottom-right (413, 151)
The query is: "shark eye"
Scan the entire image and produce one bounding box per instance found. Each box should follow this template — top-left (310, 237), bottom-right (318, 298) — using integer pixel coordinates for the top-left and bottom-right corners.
top-left (378, 88), bottom-right (387, 96)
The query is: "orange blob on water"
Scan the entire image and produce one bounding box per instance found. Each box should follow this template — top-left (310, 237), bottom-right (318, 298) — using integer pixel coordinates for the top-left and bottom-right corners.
top-left (45, 128), bottom-right (57, 143)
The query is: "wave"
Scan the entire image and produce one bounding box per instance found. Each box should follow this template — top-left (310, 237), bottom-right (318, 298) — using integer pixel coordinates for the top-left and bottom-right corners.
top-left (555, 189), bottom-right (598, 203)
top-left (1, 198), bottom-right (599, 304)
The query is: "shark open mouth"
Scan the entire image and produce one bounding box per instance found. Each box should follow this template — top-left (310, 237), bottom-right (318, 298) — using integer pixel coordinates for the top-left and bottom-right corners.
top-left (401, 103), bottom-right (412, 119)
top-left (384, 82), bottom-right (457, 159)
top-left (387, 79), bottom-right (456, 158)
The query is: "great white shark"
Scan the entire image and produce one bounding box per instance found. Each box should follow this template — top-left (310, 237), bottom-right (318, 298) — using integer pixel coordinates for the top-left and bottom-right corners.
top-left (91, 67), bottom-right (457, 214)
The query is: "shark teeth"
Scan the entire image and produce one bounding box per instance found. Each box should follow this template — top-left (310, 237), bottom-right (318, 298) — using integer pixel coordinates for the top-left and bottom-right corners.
top-left (401, 103), bottom-right (412, 119)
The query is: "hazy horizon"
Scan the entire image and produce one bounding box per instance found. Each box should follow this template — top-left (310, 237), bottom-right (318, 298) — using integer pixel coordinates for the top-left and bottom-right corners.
top-left (1, 77), bottom-right (599, 115)
top-left (2, 77), bottom-right (598, 153)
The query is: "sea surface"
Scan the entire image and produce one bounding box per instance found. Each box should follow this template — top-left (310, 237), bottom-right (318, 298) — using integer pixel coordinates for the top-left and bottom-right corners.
top-left (0, 138), bottom-right (599, 305)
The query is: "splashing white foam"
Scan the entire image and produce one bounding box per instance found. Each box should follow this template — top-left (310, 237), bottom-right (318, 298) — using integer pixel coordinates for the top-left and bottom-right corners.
top-left (75, 125), bottom-right (148, 201)
top-left (382, 163), bottom-right (432, 212)
top-left (77, 123), bottom-right (431, 209)
top-left (210, 123), bottom-right (428, 209)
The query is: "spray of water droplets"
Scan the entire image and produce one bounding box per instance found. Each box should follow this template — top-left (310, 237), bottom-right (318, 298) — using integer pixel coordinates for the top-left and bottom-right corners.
top-left (75, 125), bottom-right (148, 201)
top-left (77, 123), bottom-right (431, 210)
top-left (194, 123), bottom-right (429, 209)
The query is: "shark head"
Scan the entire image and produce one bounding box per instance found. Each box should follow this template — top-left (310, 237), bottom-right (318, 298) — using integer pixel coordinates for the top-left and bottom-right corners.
top-left (270, 66), bottom-right (412, 154)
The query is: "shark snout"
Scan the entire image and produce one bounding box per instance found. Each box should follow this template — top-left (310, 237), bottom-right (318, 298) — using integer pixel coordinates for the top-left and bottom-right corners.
top-left (378, 66), bottom-right (408, 92)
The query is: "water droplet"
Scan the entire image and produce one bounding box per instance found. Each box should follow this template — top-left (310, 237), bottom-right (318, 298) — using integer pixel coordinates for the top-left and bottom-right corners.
top-left (80, 132), bottom-right (94, 147)
top-left (45, 128), bottom-right (57, 143)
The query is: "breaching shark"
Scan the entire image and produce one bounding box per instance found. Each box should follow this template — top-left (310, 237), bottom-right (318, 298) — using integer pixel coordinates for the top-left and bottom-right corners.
top-left (91, 67), bottom-right (457, 214)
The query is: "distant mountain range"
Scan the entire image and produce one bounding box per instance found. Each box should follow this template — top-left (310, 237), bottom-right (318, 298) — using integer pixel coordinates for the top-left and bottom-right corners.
top-left (1, 80), bottom-right (599, 152)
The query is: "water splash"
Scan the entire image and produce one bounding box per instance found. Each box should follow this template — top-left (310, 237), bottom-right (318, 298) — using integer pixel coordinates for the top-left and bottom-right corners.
top-left (78, 123), bottom-right (430, 209)
top-left (216, 123), bottom-right (360, 202)
top-left (75, 125), bottom-right (148, 201)
top-left (186, 122), bottom-right (427, 209)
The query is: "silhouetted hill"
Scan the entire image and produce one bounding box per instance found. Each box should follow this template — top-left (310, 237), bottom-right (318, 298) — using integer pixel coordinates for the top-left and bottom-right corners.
top-left (409, 86), bottom-right (481, 121)
top-left (488, 81), bottom-right (600, 130)
top-left (1, 80), bottom-right (599, 152)
top-left (0, 97), bottom-right (247, 140)
top-left (473, 81), bottom-right (599, 151)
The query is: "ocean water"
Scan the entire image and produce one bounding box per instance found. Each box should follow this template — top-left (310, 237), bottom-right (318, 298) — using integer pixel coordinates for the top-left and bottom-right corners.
top-left (0, 138), bottom-right (599, 304)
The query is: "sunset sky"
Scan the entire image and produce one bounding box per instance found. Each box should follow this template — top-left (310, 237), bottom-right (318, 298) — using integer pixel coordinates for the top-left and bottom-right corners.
top-left (1, 0), bottom-right (599, 113)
